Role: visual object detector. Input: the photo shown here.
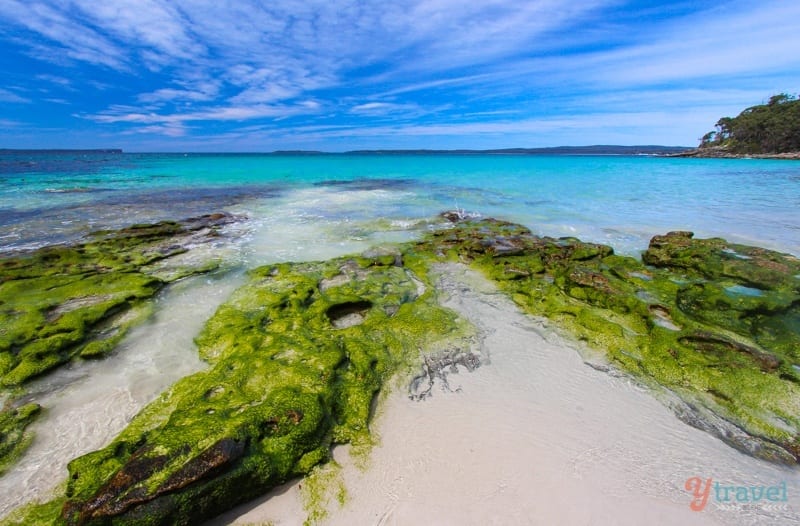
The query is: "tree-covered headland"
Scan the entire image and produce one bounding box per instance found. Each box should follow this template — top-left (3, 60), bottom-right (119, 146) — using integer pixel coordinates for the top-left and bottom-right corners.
top-left (699, 93), bottom-right (800, 154)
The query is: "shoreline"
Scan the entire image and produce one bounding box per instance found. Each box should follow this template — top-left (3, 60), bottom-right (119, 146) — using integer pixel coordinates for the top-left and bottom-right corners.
top-left (669, 148), bottom-right (800, 160)
top-left (2, 207), bottom-right (800, 524)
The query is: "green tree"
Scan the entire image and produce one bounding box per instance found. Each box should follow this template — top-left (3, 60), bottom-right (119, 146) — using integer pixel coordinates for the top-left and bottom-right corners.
top-left (699, 93), bottom-right (800, 153)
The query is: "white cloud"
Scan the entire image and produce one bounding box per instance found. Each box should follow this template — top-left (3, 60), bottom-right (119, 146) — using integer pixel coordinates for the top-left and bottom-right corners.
top-left (0, 87), bottom-right (30, 103)
top-left (350, 102), bottom-right (418, 116)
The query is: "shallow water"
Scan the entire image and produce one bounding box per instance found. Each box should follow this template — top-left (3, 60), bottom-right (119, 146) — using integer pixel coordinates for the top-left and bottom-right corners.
top-left (2, 153), bottom-right (799, 256)
top-left (0, 187), bottom-right (429, 518)
top-left (0, 273), bottom-right (240, 516)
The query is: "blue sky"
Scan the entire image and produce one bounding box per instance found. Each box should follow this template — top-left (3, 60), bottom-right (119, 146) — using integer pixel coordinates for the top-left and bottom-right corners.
top-left (1, 0), bottom-right (798, 152)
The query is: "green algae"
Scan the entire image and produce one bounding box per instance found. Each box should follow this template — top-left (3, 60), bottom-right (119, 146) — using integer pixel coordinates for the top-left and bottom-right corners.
top-left (0, 402), bottom-right (41, 476)
top-left (38, 252), bottom-right (466, 525)
top-left (0, 496), bottom-right (66, 526)
top-left (8, 214), bottom-right (800, 525)
top-left (0, 214), bottom-right (235, 387)
top-left (414, 218), bottom-right (800, 463)
top-left (0, 213), bottom-right (237, 477)
top-left (300, 461), bottom-right (347, 525)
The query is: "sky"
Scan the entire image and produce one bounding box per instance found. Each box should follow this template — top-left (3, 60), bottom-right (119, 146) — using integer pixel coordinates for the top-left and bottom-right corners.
top-left (0, 0), bottom-right (798, 152)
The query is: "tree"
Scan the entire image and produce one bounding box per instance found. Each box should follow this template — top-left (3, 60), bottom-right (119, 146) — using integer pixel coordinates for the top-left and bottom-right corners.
top-left (698, 93), bottom-right (800, 153)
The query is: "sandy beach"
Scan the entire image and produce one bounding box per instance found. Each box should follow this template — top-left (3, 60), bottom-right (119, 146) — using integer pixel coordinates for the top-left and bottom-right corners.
top-left (212, 264), bottom-right (799, 526)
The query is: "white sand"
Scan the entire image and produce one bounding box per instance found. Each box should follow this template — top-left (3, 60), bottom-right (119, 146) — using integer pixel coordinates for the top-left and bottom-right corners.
top-left (213, 264), bottom-right (799, 526)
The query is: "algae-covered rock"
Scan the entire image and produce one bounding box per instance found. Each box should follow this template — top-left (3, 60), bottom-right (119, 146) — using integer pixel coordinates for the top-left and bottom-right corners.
top-left (0, 402), bottom-right (41, 476)
top-left (414, 217), bottom-right (800, 464)
top-left (49, 254), bottom-right (464, 525)
top-left (0, 213), bottom-right (237, 476)
top-left (8, 214), bottom-right (800, 525)
top-left (0, 213), bottom-right (236, 387)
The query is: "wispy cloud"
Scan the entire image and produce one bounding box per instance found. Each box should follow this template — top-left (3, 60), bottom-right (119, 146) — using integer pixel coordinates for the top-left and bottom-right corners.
top-left (0, 87), bottom-right (30, 103)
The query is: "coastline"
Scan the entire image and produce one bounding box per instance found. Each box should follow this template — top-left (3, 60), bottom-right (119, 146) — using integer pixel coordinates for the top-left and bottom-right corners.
top-left (3, 212), bottom-right (799, 525)
top-left (669, 148), bottom-right (800, 160)
top-left (2, 154), bottom-right (800, 525)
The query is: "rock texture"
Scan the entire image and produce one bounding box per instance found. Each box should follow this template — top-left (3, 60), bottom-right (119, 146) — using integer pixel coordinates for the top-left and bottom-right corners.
top-left (53, 254), bottom-right (464, 525)
top-left (0, 213), bottom-right (237, 475)
top-left (417, 217), bottom-right (800, 464)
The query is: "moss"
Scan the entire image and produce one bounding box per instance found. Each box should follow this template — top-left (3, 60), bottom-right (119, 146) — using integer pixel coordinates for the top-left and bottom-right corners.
top-left (0, 402), bottom-right (41, 475)
top-left (45, 253), bottom-right (465, 525)
top-left (413, 218), bottom-right (800, 463)
top-left (300, 461), bottom-right (347, 525)
top-left (0, 213), bottom-right (236, 387)
top-left (0, 213), bottom-right (237, 475)
top-left (0, 496), bottom-right (66, 526)
top-left (11, 215), bottom-right (800, 525)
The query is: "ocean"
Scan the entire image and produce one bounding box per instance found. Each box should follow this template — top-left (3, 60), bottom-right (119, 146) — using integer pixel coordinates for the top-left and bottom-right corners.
top-left (2, 152), bottom-right (799, 258)
top-left (1, 152), bottom-right (799, 525)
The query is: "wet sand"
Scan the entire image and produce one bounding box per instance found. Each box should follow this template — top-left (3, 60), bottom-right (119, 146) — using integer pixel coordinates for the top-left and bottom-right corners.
top-left (213, 264), bottom-right (799, 526)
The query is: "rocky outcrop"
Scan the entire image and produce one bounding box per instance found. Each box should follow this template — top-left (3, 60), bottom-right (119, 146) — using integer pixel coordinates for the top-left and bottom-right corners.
top-left (53, 254), bottom-right (465, 525)
top-left (418, 217), bottom-right (800, 464)
top-left (6, 213), bottom-right (800, 524)
top-left (672, 147), bottom-right (800, 159)
top-left (0, 213), bottom-right (239, 476)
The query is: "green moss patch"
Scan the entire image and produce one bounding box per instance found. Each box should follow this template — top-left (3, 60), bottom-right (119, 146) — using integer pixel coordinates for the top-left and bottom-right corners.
top-left (0, 213), bottom-right (237, 477)
top-left (8, 213), bottom-right (800, 525)
top-left (414, 217), bottom-right (800, 463)
top-left (39, 253), bottom-right (465, 525)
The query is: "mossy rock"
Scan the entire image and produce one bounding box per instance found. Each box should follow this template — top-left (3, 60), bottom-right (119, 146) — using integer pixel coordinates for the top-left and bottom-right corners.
top-left (0, 214), bottom-right (237, 478)
top-left (0, 213), bottom-right (235, 387)
top-left (8, 214), bottom-right (800, 525)
top-left (42, 254), bottom-right (465, 525)
top-left (416, 217), bottom-right (800, 463)
top-left (0, 402), bottom-right (41, 476)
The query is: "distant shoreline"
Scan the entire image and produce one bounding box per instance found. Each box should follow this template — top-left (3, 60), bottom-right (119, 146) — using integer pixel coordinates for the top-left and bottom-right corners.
top-left (1, 145), bottom-right (693, 156)
top-left (0, 148), bottom-right (123, 154)
top-left (670, 148), bottom-right (800, 160)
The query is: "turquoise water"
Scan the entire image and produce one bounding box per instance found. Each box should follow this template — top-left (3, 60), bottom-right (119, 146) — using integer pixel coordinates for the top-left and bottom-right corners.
top-left (1, 152), bottom-right (799, 256)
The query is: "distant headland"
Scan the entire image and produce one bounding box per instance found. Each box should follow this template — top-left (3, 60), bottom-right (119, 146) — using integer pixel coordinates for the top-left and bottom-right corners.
top-left (1, 146), bottom-right (693, 156)
top-left (675, 93), bottom-right (800, 159)
top-left (269, 145), bottom-right (694, 156)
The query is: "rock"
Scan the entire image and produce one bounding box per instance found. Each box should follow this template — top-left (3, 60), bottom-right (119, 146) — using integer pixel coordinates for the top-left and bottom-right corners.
top-left (414, 218), bottom-right (800, 464)
top-left (0, 214), bottom-right (240, 474)
top-left (52, 255), bottom-right (465, 525)
top-left (14, 215), bottom-right (800, 525)
top-left (0, 402), bottom-right (40, 476)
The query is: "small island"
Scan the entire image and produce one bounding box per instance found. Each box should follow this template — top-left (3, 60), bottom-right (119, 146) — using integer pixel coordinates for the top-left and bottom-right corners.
top-left (678, 93), bottom-right (800, 159)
